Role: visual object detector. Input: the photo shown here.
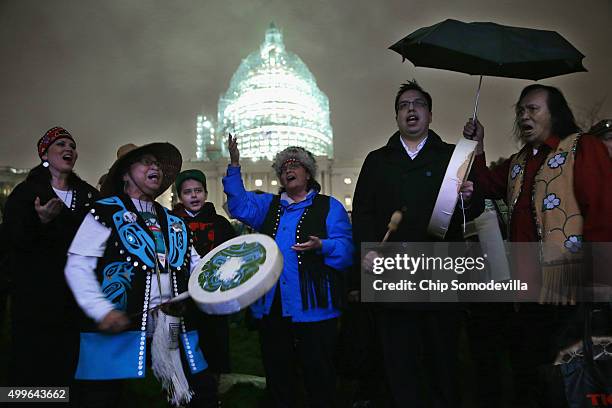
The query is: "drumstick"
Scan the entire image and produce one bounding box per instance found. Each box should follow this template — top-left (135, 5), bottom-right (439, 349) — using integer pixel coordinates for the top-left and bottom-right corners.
top-left (360, 211), bottom-right (402, 280)
top-left (128, 291), bottom-right (190, 318)
top-left (382, 210), bottom-right (403, 243)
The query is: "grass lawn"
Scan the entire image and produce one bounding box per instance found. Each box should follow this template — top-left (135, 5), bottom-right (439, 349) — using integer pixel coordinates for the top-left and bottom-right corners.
top-left (1, 296), bottom-right (518, 407)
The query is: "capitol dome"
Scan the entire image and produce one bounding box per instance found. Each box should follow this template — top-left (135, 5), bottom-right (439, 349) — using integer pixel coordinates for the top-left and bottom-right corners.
top-left (197, 23), bottom-right (333, 161)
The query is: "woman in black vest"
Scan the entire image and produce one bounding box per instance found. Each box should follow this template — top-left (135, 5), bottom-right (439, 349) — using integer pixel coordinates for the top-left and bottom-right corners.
top-left (4, 127), bottom-right (99, 390)
top-left (224, 135), bottom-right (353, 407)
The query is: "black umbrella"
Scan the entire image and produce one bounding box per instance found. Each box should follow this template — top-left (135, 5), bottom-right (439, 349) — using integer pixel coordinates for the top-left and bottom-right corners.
top-left (389, 19), bottom-right (587, 120)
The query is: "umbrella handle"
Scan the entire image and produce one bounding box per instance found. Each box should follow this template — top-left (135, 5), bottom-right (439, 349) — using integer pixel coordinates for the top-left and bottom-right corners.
top-left (471, 75), bottom-right (483, 126)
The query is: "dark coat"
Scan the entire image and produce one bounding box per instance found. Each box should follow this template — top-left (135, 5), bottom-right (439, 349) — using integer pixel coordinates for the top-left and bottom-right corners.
top-left (351, 130), bottom-right (484, 301)
top-left (353, 130), bottom-right (482, 243)
top-left (173, 202), bottom-right (237, 257)
top-left (3, 166), bottom-right (99, 385)
top-left (4, 168), bottom-right (99, 323)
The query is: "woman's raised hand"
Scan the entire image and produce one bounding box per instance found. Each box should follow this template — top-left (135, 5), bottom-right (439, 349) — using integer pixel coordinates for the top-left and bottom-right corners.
top-left (228, 133), bottom-right (240, 167)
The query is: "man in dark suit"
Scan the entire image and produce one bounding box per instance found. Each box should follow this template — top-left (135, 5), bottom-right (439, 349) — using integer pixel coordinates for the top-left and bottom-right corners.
top-left (352, 80), bottom-right (483, 408)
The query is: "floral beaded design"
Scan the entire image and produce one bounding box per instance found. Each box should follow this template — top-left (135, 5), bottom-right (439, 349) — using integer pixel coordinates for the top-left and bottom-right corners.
top-left (547, 152), bottom-right (568, 169)
top-left (564, 235), bottom-right (583, 253)
top-left (511, 164), bottom-right (522, 180)
top-left (543, 193), bottom-right (561, 211)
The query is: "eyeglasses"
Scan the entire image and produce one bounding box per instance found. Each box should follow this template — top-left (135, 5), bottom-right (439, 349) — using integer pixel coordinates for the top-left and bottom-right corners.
top-left (281, 160), bottom-right (303, 172)
top-left (397, 99), bottom-right (428, 110)
top-left (138, 157), bottom-right (160, 167)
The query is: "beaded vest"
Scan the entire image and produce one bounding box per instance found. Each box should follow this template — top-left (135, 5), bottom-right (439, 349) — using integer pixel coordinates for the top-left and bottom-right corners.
top-left (507, 134), bottom-right (584, 304)
top-left (260, 194), bottom-right (343, 310)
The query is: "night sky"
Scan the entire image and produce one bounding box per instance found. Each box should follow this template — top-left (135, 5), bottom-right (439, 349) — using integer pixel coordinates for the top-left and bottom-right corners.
top-left (1, 0), bottom-right (610, 185)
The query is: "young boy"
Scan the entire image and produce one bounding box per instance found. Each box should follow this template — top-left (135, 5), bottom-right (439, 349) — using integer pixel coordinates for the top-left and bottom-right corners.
top-left (173, 169), bottom-right (236, 407)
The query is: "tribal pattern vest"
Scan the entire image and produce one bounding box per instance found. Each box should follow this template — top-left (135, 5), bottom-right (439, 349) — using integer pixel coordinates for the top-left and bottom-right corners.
top-left (507, 134), bottom-right (584, 304)
top-left (74, 194), bottom-right (207, 380)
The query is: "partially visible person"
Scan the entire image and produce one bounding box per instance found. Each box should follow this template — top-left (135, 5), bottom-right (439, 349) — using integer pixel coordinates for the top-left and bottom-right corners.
top-left (224, 136), bottom-right (353, 408)
top-left (4, 126), bottom-right (98, 390)
top-left (463, 84), bottom-right (612, 407)
top-left (64, 143), bottom-right (212, 407)
top-left (464, 85), bottom-right (612, 289)
top-left (173, 169), bottom-right (236, 406)
top-left (588, 118), bottom-right (612, 159)
top-left (96, 173), bottom-right (107, 191)
top-left (0, 221), bottom-right (11, 331)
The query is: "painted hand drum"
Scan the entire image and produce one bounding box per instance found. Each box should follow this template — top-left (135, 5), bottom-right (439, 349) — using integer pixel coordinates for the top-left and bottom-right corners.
top-left (427, 138), bottom-right (477, 239)
top-left (188, 234), bottom-right (283, 314)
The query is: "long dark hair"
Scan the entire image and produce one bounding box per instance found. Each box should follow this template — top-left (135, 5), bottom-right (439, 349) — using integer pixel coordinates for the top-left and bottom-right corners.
top-left (514, 84), bottom-right (581, 140)
top-left (26, 163), bottom-right (84, 187)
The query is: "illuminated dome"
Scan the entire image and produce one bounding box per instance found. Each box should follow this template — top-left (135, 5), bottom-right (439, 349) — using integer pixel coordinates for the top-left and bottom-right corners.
top-left (198, 23), bottom-right (333, 161)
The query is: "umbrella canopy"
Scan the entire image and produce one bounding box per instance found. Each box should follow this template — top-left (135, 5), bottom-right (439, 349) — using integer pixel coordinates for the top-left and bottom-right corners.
top-left (389, 19), bottom-right (586, 81)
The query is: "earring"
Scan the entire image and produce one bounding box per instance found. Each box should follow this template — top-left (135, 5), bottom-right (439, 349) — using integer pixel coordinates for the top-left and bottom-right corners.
top-left (42, 161), bottom-right (49, 168)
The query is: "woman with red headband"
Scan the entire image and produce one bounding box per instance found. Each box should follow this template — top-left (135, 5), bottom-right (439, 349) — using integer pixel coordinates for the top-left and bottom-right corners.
top-left (3, 126), bottom-right (99, 390)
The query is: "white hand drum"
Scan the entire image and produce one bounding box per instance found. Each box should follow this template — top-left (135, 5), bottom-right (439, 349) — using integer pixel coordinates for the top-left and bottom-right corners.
top-left (427, 138), bottom-right (477, 239)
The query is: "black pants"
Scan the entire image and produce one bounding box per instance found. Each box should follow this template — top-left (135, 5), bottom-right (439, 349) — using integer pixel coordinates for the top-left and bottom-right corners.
top-left (196, 312), bottom-right (230, 373)
top-left (9, 321), bottom-right (79, 388)
top-left (259, 289), bottom-right (338, 408)
top-left (466, 303), bottom-right (514, 407)
top-left (376, 308), bottom-right (463, 408)
top-left (336, 302), bottom-right (386, 404)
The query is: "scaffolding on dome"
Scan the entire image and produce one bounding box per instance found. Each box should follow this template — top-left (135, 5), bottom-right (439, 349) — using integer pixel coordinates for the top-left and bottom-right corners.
top-left (196, 23), bottom-right (333, 161)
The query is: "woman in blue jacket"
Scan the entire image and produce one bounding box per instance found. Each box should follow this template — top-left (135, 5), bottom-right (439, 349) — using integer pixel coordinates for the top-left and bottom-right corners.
top-left (224, 135), bottom-right (353, 408)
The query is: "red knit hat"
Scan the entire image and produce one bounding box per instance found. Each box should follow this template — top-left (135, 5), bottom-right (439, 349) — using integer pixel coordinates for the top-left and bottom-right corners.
top-left (37, 126), bottom-right (75, 159)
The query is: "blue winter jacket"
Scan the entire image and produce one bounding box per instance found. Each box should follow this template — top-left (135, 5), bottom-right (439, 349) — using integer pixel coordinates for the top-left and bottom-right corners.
top-left (223, 165), bottom-right (353, 322)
